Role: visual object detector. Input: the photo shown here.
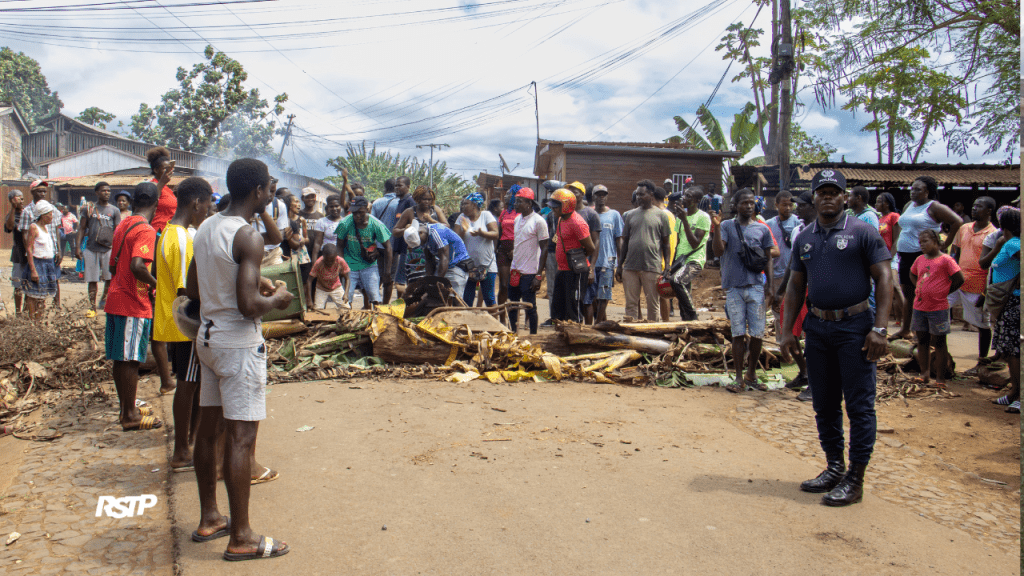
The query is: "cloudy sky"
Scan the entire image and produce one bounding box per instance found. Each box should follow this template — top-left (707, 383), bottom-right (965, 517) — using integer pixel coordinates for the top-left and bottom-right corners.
top-left (3, 0), bottom-right (1011, 182)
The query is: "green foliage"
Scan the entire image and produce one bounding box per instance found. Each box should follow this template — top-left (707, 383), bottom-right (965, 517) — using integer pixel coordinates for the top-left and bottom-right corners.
top-left (839, 46), bottom-right (966, 163)
top-left (806, 0), bottom-right (1019, 160)
top-left (790, 124), bottom-right (836, 164)
top-left (0, 47), bottom-right (62, 129)
top-left (128, 45), bottom-right (288, 165)
top-left (670, 104), bottom-right (761, 164)
top-left (324, 142), bottom-right (476, 214)
top-left (76, 107), bottom-right (115, 129)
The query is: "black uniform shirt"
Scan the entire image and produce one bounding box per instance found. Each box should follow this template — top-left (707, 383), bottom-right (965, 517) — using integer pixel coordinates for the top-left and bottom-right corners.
top-left (790, 213), bottom-right (891, 310)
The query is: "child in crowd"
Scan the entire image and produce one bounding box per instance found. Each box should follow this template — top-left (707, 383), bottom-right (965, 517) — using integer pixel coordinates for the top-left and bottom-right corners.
top-left (306, 243), bottom-right (350, 310)
top-left (910, 229), bottom-right (964, 387)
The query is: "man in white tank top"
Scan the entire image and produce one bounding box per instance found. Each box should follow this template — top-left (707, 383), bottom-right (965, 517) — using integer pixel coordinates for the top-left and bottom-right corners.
top-left (186, 158), bottom-right (293, 561)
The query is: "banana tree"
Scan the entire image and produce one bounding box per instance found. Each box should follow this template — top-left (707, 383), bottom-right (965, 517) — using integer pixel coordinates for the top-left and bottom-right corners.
top-left (666, 103), bottom-right (765, 189)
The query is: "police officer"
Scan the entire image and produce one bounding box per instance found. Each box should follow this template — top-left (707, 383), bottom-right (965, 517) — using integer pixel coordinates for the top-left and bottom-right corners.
top-left (780, 169), bottom-right (892, 507)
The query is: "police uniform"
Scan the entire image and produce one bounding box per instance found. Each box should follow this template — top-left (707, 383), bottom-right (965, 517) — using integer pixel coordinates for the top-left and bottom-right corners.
top-left (790, 169), bottom-right (891, 506)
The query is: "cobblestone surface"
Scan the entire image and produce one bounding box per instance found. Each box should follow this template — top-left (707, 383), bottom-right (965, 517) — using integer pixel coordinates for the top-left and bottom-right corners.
top-left (730, 392), bottom-right (1021, 555)
top-left (0, 390), bottom-right (174, 576)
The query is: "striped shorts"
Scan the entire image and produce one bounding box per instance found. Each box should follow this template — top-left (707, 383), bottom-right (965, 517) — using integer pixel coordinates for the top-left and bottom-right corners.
top-left (105, 314), bottom-right (152, 363)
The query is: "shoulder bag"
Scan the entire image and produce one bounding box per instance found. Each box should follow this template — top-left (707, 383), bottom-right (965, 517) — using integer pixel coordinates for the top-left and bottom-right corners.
top-left (91, 206), bottom-right (115, 249)
top-left (730, 219), bottom-right (770, 274)
top-left (558, 219), bottom-right (590, 274)
top-left (983, 274), bottom-right (1020, 321)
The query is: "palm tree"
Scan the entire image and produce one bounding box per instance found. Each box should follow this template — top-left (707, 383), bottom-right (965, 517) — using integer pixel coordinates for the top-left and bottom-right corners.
top-left (667, 103), bottom-right (765, 166)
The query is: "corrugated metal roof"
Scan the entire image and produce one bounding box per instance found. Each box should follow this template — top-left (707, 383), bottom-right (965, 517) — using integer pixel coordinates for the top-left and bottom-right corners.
top-left (540, 139), bottom-right (696, 150)
top-left (51, 175), bottom-right (193, 188)
top-left (737, 162), bottom-right (1020, 188)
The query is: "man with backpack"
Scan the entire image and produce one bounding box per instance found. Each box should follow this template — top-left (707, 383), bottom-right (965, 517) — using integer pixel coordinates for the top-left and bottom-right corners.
top-left (77, 181), bottom-right (121, 317)
top-left (712, 188), bottom-right (775, 393)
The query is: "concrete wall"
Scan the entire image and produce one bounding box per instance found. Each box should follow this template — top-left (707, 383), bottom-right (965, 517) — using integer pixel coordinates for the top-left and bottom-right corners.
top-left (1, 115), bottom-right (22, 181)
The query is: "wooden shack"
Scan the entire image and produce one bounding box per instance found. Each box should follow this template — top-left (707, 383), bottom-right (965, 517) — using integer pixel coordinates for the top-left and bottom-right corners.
top-left (533, 140), bottom-right (740, 214)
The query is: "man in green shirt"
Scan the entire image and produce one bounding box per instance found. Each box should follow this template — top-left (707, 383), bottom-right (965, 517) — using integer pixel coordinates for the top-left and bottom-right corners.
top-left (668, 186), bottom-right (711, 320)
top-left (333, 197), bottom-right (393, 309)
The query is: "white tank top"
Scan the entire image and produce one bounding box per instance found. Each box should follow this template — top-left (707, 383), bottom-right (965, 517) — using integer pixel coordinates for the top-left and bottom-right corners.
top-left (31, 223), bottom-right (54, 260)
top-left (193, 213), bottom-right (264, 348)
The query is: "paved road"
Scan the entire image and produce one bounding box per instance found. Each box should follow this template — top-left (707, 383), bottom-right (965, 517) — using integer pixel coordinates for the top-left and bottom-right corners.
top-left (169, 378), bottom-right (1017, 576)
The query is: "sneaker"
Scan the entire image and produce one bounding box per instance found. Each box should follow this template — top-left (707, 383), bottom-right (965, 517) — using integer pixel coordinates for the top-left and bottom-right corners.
top-left (797, 387), bottom-right (813, 402)
top-left (785, 373), bottom-right (808, 390)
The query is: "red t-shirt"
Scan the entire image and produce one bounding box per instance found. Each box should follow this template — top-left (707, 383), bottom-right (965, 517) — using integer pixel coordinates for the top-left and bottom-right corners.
top-left (554, 212), bottom-right (590, 271)
top-left (104, 215), bottom-right (157, 318)
top-left (910, 253), bottom-right (960, 312)
top-left (499, 209), bottom-right (517, 241)
top-left (878, 212), bottom-right (899, 251)
top-left (150, 179), bottom-right (177, 233)
top-left (310, 255), bottom-right (350, 290)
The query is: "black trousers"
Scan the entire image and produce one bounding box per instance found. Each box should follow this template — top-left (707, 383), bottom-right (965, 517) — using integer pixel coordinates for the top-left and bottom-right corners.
top-left (508, 274), bottom-right (538, 333)
top-left (552, 270), bottom-right (585, 323)
top-left (803, 309), bottom-right (877, 465)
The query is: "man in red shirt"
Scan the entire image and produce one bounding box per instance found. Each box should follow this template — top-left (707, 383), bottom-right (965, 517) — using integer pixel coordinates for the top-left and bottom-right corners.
top-left (104, 182), bottom-right (161, 432)
top-left (548, 188), bottom-right (597, 322)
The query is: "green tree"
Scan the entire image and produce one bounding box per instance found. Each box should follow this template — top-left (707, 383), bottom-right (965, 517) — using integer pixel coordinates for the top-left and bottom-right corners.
top-left (0, 47), bottom-right (62, 129)
top-left (129, 45), bottom-right (288, 164)
top-left (789, 124), bottom-right (836, 164)
top-left (839, 47), bottom-right (966, 163)
top-left (806, 0), bottom-right (1019, 160)
top-left (669, 103), bottom-right (764, 164)
top-left (76, 107), bottom-right (115, 129)
top-left (325, 142), bottom-right (475, 214)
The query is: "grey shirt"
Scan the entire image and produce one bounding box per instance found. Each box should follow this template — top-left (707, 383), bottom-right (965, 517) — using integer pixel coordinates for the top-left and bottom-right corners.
top-left (621, 207), bottom-right (671, 273)
top-left (720, 218), bottom-right (775, 290)
top-left (84, 203), bottom-right (121, 253)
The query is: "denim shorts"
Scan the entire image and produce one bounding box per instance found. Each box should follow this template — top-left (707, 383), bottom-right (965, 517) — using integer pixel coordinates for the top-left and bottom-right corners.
top-left (725, 284), bottom-right (766, 338)
top-left (595, 266), bottom-right (614, 301)
top-left (348, 265), bottom-right (381, 304)
top-left (911, 308), bottom-right (951, 336)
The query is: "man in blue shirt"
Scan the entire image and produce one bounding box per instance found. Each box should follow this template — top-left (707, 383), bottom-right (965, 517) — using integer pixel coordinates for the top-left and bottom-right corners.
top-left (712, 188), bottom-right (775, 392)
top-left (781, 169), bottom-right (892, 507)
top-left (766, 190), bottom-right (800, 317)
top-left (408, 220), bottom-right (472, 298)
top-left (591, 185), bottom-right (623, 323)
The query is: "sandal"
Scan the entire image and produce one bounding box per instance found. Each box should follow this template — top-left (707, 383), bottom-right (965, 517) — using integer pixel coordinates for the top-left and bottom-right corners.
top-left (251, 467), bottom-right (279, 485)
top-left (724, 383), bottom-right (744, 394)
top-left (1006, 400), bottom-right (1020, 414)
top-left (746, 379), bottom-right (768, 392)
top-left (191, 519), bottom-right (230, 543)
top-left (993, 395), bottom-right (1012, 405)
top-left (122, 415), bottom-right (162, 431)
top-left (137, 405), bottom-right (153, 417)
top-left (223, 535), bottom-right (289, 561)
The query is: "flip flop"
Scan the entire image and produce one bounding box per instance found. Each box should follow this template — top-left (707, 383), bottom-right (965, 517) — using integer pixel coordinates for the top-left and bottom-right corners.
top-left (122, 415), bottom-right (162, 431)
top-left (137, 405), bottom-right (154, 417)
top-left (724, 383), bottom-right (744, 394)
top-left (223, 535), bottom-right (289, 561)
top-left (745, 379), bottom-right (768, 392)
top-left (1006, 401), bottom-right (1020, 414)
top-left (251, 467), bottom-right (279, 485)
top-left (172, 462), bottom-right (195, 473)
top-left (191, 519), bottom-right (230, 543)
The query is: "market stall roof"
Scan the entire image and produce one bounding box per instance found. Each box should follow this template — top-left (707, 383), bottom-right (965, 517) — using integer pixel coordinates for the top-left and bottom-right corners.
top-left (734, 162), bottom-right (1020, 191)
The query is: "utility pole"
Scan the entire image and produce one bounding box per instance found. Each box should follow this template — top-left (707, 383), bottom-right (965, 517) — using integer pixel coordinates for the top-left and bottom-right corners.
top-left (278, 114), bottom-right (295, 163)
top-left (416, 143), bottom-right (449, 189)
top-left (531, 81), bottom-right (540, 144)
top-left (777, 0), bottom-right (793, 191)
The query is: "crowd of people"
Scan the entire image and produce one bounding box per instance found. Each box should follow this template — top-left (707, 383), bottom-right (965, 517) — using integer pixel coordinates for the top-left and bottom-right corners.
top-left (2, 152), bottom-right (1020, 549)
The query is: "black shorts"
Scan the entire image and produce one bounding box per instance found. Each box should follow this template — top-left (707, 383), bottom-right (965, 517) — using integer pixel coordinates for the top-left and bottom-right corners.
top-left (169, 341), bottom-right (200, 383)
top-left (897, 251), bottom-right (922, 287)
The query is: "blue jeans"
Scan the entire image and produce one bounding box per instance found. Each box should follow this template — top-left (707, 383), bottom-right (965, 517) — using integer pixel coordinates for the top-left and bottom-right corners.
top-left (463, 271), bottom-right (497, 306)
top-left (803, 310), bottom-right (877, 465)
top-left (509, 274), bottom-right (538, 333)
top-left (725, 284), bottom-right (766, 338)
top-left (348, 265), bottom-right (381, 305)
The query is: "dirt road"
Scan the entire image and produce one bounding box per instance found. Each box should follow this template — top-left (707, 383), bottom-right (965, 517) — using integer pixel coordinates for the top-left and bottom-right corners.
top-left (169, 378), bottom-right (1018, 576)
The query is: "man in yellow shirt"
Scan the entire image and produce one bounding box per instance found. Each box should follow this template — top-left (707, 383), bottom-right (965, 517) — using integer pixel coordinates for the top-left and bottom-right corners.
top-left (154, 177), bottom-right (213, 472)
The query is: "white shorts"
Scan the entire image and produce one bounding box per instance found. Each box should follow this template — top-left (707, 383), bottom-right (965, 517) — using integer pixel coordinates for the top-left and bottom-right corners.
top-left (314, 285), bottom-right (349, 309)
top-left (947, 290), bottom-right (989, 329)
top-left (197, 344), bottom-right (267, 421)
top-left (84, 248), bottom-right (112, 283)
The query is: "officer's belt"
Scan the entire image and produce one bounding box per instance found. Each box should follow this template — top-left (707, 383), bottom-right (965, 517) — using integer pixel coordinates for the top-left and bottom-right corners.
top-left (808, 299), bottom-right (870, 322)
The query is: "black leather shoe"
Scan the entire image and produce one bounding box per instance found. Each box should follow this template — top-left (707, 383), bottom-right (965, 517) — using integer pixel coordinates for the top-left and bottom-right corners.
top-left (800, 460), bottom-right (845, 493)
top-left (822, 462), bottom-right (867, 506)
top-left (785, 373), bottom-right (808, 390)
top-left (797, 386), bottom-right (813, 402)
